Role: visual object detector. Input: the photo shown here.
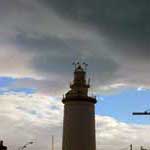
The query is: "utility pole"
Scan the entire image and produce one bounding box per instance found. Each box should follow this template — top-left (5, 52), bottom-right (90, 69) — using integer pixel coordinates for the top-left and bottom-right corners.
top-left (132, 109), bottom-right (150, 150)
top-left (130, 144), bottom-right (132, 150)
top-left (51, 136), bottom-right (54, 150)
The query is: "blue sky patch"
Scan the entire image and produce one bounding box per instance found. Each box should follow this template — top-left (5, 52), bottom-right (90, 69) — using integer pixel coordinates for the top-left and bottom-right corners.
top-left (0, 77), bottom-right (37, 94)
top-left (0, 77), bottom-right (16, 87)
top-left (96, 88), bottom-right (150, 124)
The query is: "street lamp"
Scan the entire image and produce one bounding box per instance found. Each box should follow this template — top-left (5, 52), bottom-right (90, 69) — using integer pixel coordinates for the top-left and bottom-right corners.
top-left (18, 141), bottom-right (34, 150)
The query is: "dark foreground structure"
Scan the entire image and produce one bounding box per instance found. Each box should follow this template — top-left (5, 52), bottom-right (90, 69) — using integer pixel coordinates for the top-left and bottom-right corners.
top-left (62, 63), bottom-right (97, 150)
top-left (0, 141), bottom-right (7, 150)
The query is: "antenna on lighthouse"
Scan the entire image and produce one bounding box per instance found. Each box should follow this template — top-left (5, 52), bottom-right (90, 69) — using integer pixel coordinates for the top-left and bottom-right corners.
top-left (72, 62), bottom-right (77, 69)
top-left (82, 62), bottom-right (88, 71)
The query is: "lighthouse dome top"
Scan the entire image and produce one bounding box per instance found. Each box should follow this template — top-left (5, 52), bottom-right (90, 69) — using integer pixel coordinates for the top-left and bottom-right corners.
top-left (73, 62), bottom-right (88, 72)
top-left (75, 64), bottom-right (84, 72)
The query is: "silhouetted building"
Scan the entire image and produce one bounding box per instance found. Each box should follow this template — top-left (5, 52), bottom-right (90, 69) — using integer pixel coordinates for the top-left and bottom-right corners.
top-left (62, 62), bottom-right (97, 150)
top-left (0, 141), bottom-right (7, 150)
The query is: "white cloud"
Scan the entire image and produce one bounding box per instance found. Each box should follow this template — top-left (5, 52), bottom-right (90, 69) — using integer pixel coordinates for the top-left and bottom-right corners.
top-left (96, 115), bottom-right (150, 150)
top-left (137, 87), bottom-right (147, 92)
top-left (0, 93), bottom-right (63, 150)
top-left (0, 93), bottom-right (150, 150)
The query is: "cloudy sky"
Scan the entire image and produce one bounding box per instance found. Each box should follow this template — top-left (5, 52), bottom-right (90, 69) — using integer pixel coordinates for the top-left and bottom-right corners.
top-left (0, 0), bottom-right (150, 150)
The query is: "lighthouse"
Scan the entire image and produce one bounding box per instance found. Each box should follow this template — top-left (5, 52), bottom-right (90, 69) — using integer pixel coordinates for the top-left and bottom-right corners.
top-left (62, 62), bottom-right (97, 150)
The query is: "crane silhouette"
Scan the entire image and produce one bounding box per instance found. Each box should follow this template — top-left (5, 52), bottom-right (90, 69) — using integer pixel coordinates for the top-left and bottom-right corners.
top-left (132, 109), bottom-right (150, 115)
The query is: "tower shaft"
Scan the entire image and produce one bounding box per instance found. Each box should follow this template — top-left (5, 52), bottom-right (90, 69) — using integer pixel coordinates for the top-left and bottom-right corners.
top-left (62, 101), bottom-right (96, 150)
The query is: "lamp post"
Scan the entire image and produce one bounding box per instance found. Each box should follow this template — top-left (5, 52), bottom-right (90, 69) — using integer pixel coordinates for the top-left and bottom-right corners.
top-left (18, 141), bottom-right (34, 150)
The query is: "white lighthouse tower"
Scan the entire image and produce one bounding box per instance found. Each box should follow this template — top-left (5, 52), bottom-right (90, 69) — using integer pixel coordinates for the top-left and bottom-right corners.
top-left (62, 62), bottom-right (97, 150)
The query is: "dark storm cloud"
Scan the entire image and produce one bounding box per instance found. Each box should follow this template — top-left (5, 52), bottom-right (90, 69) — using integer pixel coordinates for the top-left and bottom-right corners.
top-left (0, 0), bottom-right (120, 88)
top-left (16, 32), bottom-right (69, 52)
top-left (0, 0), bottom-right (150, 91)
top-left (40, 0), bottom-right (150, 59)
top-left (41, 0), bottom-right (150, 38)
top-left (14, 31), bottom-right (119, 86)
